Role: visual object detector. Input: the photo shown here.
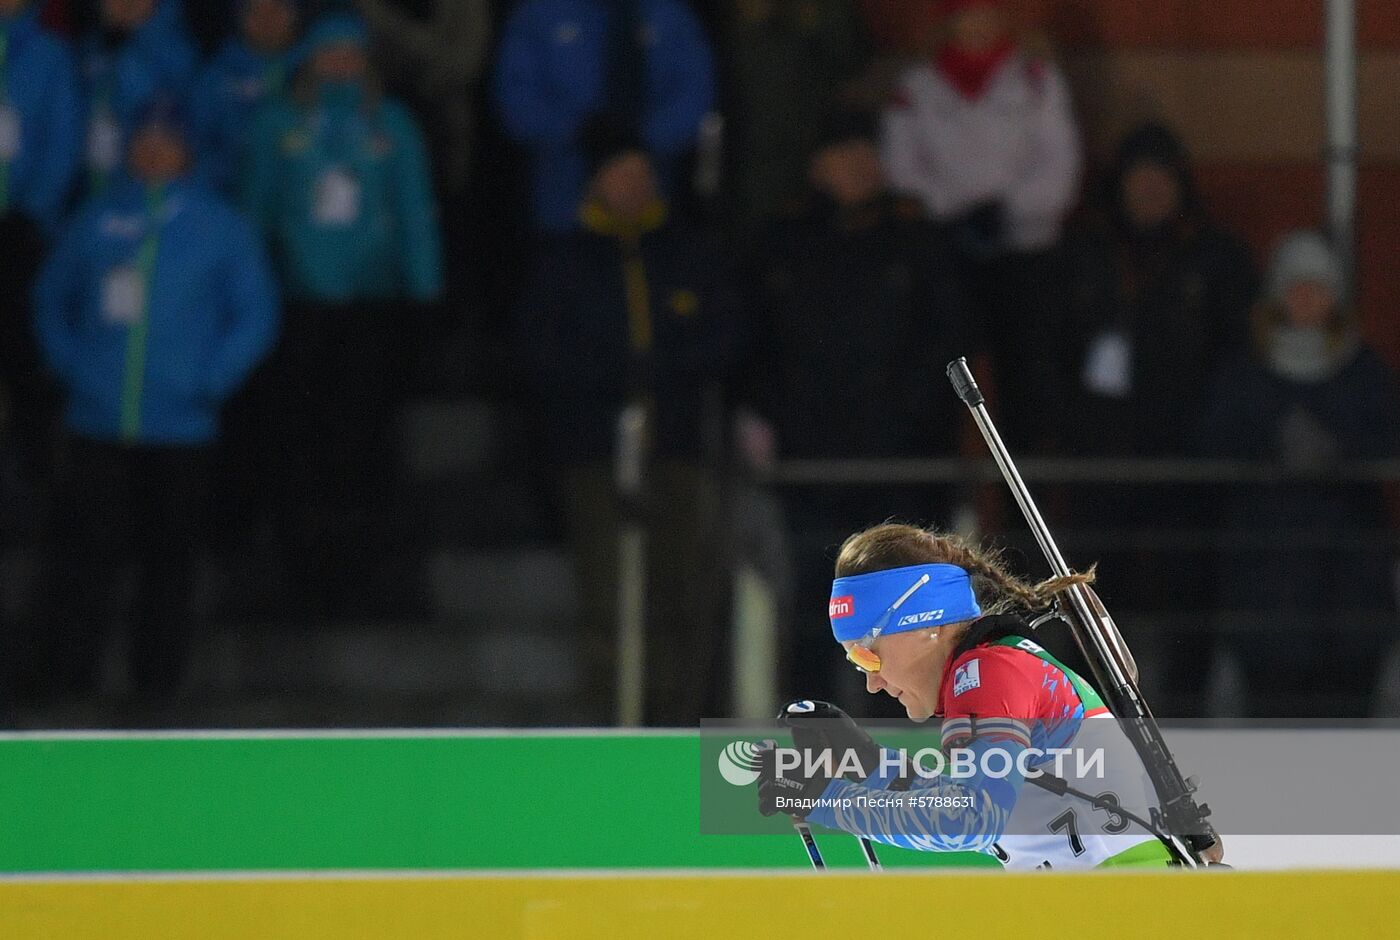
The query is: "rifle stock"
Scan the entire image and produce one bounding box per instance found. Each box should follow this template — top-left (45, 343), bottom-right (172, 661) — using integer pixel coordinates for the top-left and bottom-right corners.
top-left (946, 357), bottom-right (1218, 865)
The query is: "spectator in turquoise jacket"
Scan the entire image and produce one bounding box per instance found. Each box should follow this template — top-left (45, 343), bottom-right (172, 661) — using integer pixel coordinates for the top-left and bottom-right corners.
top-left (240, 11), bottom-right (442, 618)
top-left (242, 11), bottom-right (442, 303)
top-left (78, 0), bottom-right (198, 194)
top-left (189, 0), bottom-right (302, 196)
top-left (26, 96), bottom-right (278, 704)
top-left (0, 0), bottom-right (82, 481)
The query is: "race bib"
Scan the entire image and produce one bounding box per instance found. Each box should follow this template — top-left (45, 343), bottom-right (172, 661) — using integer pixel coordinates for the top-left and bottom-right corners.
top-left (312, 166), bottom-right (361, 227)
top-left (101, 265), bottom-right (146, 326)
top-left (0, 103), bottom-right (21, 162)
top-left (1082, 330), bottom-right (1132, 399)
top-left (87, 110), bottom-right (122, 172)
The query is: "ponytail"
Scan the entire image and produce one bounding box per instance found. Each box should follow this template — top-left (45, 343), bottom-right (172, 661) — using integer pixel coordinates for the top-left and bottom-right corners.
top-left (834, 522), bottom-right (1094, 615)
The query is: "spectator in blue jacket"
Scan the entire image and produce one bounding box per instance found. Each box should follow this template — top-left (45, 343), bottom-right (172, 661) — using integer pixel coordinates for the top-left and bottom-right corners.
top-left (78, 0), bottom-right (197, 194)
top-left (190, 0), bottom-right (301, 196)
top-left (241, 11), bottom-right (442, 617)
top-left (26, 96), bottom-right (278, 704)
top-left (493, 0), bottom-right (716, 233)
top-left (0, 0), bottom-right (82, 480)
top-left (0, 0), bottom-right (80, 228)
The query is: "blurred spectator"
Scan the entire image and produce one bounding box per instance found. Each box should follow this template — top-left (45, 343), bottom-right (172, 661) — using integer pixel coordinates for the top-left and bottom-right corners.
top-left (241, 11), bottom-right (442, 617)
top-left (1062, 122), bottom-right (1258, 457)
top-left (24, 97), bottom-right (278, 703)
top-left (190, 0), bottom-right (303, 197)
top-left (355, 0), bottom-right (492, 199)
top-left (1199, 231), bottom-right (1400, 718)
top-left (493, 0), bottom-right (716, 233)
top-left (743, 108), bottom-right (968, 705)
top-left (718, 0), bottom-right (870, 225)
top-left (880, 0), bottom-right (1079, 448)
top-left (0, 0), bottom-right (81, 476)
top-left (517, 149), bottom-right (740, 724)
top-left (1058, 123), bottom-right (1257, 712)
top-left (0, 0), bottom-right (80, 229)
top-left (78, 0), bottom-right (197, 194)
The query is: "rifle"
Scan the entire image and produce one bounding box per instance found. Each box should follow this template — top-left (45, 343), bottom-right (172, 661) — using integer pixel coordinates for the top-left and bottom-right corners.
top-left (946, 357), bottom-right (1219, 866)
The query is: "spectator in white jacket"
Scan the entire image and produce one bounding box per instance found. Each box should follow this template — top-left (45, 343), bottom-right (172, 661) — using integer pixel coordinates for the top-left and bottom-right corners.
top-left (880, 0), bottom-right (1080, 449)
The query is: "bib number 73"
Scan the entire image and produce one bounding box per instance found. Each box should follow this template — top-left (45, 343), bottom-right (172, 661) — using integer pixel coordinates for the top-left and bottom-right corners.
top-left (1047, 791), bottom-right (1131, 856)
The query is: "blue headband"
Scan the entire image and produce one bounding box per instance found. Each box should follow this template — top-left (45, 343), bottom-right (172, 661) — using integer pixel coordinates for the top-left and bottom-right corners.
top-left (829, 564), bottom-right (982, 643)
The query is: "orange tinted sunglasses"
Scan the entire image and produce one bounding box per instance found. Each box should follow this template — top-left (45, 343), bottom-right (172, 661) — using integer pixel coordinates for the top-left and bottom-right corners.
top-left (843, 573), bottom-right (930, 675)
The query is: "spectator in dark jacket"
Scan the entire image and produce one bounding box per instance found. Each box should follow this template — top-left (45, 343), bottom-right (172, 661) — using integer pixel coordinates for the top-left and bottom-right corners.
top-left (1062, 121), bottom-right (1258, 457)
top-left (0, 0), bottom-right (82, 478)
top-left (493, 0), bottom-right (715, 233)
top-left (1058, 122), bottom-right (1259, 710)
top-left (1200, 230), bottom-right (1400, 719)
top-left (25, 96), bottom-right (278, 704)
top-left (743, 108), bottom-right (969, 712)
top-left (518, 146), bottom-right (741, 725)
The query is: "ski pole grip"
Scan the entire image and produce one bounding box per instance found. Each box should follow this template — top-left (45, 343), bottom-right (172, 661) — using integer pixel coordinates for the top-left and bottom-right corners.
top-left (946, 357), bottom-right (984, 407)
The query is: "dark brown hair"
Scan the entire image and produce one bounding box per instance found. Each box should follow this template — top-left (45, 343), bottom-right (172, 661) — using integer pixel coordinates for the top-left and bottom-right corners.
top-left (834, 522), bottom-right (1094, 615)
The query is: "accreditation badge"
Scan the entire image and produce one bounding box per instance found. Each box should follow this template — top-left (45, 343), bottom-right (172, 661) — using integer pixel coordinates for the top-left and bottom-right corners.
top-left (1082, 330), bottom-right (1132, 399)
top-left (101, 265), bottom-right (146, 326)
top-left (312, 165), bottom-right (362, 228)
top-left (0, 103), bottom-right (21, 162)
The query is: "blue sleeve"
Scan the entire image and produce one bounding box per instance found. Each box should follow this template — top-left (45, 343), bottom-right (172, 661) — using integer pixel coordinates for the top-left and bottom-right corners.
top-left (492, 1), bottom-right (590, 146)
top-left (804, 736), bottom-right (1027, 853)
top-left (640, 0), bottom-right (714, 156)
top-left (32, 215), bottom-right (89, 384)
top-left (387, 106), bottom-right (444, 302)
top-left (28, 41), bottom-right (82, 231)
top-left (204, 211), bottom-right (279, 402)
top-left (858, 747), bottom-right (908, 791)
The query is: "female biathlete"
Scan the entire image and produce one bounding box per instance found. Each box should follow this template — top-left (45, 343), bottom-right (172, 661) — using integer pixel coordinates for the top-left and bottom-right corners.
top-left (756, 523), bottom-right (1219, 869)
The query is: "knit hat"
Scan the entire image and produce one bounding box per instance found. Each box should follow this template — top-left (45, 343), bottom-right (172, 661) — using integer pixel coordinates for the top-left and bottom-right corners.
top-left (1266, 230), bottom-right (1342, 303)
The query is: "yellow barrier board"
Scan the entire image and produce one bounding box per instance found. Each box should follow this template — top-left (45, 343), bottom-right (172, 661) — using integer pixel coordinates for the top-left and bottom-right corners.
top-left (2, 870), bottom-right (1396, 939)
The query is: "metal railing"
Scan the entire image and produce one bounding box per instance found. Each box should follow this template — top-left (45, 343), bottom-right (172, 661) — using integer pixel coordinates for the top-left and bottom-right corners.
top-left (771, 457), bottom-right (1400, 486)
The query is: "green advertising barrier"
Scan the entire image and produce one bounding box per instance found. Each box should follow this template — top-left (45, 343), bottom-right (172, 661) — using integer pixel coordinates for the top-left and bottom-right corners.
top-left (0, 732), bottom-right (994, 873)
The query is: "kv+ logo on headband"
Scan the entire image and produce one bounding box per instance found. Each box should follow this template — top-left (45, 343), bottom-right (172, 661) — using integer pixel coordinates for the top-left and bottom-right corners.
top-left (829, 564), bottom-right (981, 643)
